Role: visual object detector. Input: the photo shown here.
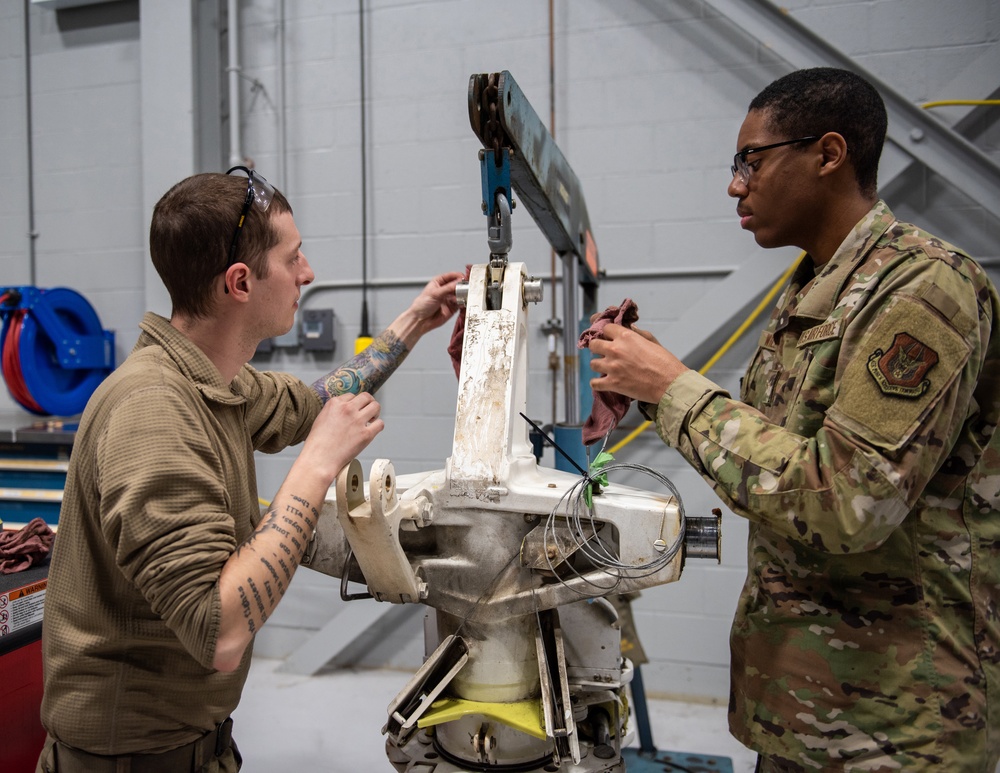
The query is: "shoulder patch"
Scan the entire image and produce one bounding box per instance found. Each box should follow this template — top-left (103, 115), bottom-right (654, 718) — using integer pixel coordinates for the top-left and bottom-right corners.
top-left (866, 332), bottom-right (938, 398)
top-left (829, 294), bottom-right (970, 451)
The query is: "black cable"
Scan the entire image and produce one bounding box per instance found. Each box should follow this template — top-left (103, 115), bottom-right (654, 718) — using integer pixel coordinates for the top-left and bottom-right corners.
top-left (519, 412), bottom-right (587, 476)
top-left (339, 548), bottom-right (373, 601)
top-left (358, 0), bottom-right (370, 339)
top-left (23, 0), bottom-right (37, 285)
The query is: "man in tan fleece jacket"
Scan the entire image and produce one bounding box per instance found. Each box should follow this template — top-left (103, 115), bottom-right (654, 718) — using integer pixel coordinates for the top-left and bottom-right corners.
top-left (37, 169), bottom-right (462, 773)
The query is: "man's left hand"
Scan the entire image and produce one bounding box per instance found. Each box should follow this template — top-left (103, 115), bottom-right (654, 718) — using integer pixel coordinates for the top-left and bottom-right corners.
top-left (408, 272), bottom-right (464, 336)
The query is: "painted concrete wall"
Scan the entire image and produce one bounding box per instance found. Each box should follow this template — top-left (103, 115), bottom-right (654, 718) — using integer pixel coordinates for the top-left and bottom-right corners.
top-left (1, 0), bottom-right (997, 701)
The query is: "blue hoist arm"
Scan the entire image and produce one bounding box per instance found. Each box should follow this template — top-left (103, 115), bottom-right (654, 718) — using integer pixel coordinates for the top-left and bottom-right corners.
top-left (469, 70), bottom-right (600, 290)
top-left (466, 69), bottom-right (600, 460)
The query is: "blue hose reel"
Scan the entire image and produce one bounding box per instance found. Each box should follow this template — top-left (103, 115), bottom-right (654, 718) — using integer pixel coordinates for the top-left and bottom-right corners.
top-left (0, 286), bottom-right (115, 417)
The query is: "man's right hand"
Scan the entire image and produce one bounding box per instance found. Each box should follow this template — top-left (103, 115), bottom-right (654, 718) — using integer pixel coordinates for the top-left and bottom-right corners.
top-left (214, 391), bottom-right (383, 672)
top-left (588, 323), bottom-right (686, 405)
top-left (300, 392), bottom-right (384, 484)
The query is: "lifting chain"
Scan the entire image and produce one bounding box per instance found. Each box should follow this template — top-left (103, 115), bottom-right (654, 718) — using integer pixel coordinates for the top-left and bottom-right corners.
top-left (482, 73), bottom-right (505, 168)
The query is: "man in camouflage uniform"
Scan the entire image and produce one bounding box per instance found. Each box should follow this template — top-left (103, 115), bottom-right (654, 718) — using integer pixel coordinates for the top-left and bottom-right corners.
top-left (587, 68), bottom-right (1000, 771)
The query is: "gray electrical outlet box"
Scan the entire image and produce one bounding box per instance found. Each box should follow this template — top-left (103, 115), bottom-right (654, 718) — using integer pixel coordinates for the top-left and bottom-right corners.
top-left (302, 309), bottom-right (335, 353)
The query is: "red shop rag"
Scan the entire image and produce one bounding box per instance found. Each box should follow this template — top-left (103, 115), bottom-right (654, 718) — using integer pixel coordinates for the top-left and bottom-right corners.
top-left (0, 517), bottom-right (55, 574)
top-left (578, 298), bottom-right (640, 446)
top-left (447, 264), bottom-right (473, 378)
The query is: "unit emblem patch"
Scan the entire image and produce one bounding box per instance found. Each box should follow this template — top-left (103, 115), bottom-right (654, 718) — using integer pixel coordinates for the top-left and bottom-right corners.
top-left (866, 332), bottom-right (938, 398)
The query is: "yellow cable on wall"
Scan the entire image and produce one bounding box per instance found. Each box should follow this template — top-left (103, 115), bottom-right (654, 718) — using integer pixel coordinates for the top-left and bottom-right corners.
top-left (921, 99), bottom-right (1000, 109)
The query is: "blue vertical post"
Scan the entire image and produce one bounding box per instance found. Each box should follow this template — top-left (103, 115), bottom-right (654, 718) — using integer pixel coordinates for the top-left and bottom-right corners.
top-left (553, 316), bottom-right (595, 475)
top-left (577, 316), bottom-right (594, 433)
top-left (553, 423), bottom-right (588, 475)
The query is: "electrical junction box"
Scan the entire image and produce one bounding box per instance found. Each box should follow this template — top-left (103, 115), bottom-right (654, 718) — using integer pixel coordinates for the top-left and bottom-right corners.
top-left (302, 309), bottom-right (335, 353)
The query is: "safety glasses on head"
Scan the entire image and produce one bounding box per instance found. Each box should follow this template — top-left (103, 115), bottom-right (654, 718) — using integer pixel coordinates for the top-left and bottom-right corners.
top-left (225, 165), bottom-right (275, 271)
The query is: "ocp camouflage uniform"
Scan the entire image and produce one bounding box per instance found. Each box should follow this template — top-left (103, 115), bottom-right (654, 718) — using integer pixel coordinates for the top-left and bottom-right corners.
top-left (649, 201), bottom-right (1000, 771)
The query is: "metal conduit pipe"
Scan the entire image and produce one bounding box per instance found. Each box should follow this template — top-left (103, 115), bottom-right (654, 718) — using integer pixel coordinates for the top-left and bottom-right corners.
top-left (22, 0), bottom-right (37, 285)
top-left (548, 0), bottom-right (558, 427)
top-left (299, 265), bottom-right (740, 305)
top-left (297, 261), bottom-right (1000, 295)
top-left (299, 248), bottom-right (997, 343)
top-left (227, 0), bottom-right (242, 168)
top-left (561, 254), bottom-right (579, 424)
top-left (276, 0), bottom-right (287, 186)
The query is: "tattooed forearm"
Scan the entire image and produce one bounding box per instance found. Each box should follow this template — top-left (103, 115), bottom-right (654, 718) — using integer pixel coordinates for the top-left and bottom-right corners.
top-left (311, 330), bottom-right (409, 402)
top-left (290, 494), bottom-right (319, 525)
top-left (238, 585), bottom-right (256, 634)
top-left (292, 493), bottom-right (318, 510)
top-left (247, 576), bottom-right (266, 618)
top-left (285, 494), bottom-right (319, 528)
top-left (285, 504), bottom-right (316, 530)
top-left (260, 558), bottom-right (284, 599)
top-left (230, 492), bottom-right (319, 638)
top-left (259, 505), bottom-right (298, 546)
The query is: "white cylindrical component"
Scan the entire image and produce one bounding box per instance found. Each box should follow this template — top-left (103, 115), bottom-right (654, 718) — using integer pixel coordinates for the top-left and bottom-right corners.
top-left (438, 612), bottom-right (540, 702)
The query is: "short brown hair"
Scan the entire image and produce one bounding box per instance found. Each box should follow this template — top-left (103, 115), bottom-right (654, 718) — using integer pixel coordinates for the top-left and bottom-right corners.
top-left (749, 68), bottom-right (887, 199)
top-left (149, 173), bottom-right (292, 318)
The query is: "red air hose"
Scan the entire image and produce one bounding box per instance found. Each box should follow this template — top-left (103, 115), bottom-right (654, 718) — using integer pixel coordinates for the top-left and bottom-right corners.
top-left (1, 293), bottom-right (45, 413)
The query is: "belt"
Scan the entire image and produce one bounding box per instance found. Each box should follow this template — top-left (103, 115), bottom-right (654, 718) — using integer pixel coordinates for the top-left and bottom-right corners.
top-left (53, 718), bottom-right (236, 773)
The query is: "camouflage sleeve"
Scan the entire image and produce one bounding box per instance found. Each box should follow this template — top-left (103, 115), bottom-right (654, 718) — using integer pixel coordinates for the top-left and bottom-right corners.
top-left (652, 259), bottom-right (988, 553)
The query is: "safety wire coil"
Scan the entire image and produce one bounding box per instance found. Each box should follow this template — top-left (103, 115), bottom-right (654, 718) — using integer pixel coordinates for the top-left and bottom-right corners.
top-left (540, 459), bottom-right (687, 597)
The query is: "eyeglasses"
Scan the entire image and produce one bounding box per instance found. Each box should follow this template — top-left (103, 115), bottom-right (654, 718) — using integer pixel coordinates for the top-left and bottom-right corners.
top-left (730, 136), bottom-right (820, 185)
top-left (225, 165), bottom-right (275, 271)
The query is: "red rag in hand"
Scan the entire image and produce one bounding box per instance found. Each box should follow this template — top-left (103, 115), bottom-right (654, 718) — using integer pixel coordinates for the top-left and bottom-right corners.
top-left (0, 517), bottom-right (55, 574)
top-left (578, 298), bottom-right (640, 446)
top-left (447, 265), bottom-right (473, 378)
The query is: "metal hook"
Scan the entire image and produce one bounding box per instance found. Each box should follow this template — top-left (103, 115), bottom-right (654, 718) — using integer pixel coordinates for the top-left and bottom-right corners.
top-left (487, 191), bottom-right (513, 256)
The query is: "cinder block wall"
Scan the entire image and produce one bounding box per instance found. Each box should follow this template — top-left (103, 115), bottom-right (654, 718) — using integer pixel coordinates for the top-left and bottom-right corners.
top-left (0, 1), bottom-right (145, 361)
top-left (1, 0), bottom-right (997, 701)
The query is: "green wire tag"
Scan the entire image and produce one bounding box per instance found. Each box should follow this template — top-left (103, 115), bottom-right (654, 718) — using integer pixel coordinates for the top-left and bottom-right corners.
top-left (584, 451), bottom-right (614, 507)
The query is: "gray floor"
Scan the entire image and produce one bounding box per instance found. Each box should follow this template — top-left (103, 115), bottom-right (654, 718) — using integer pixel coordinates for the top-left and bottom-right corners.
top-left (233, 656), bottom-right (759, 772)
